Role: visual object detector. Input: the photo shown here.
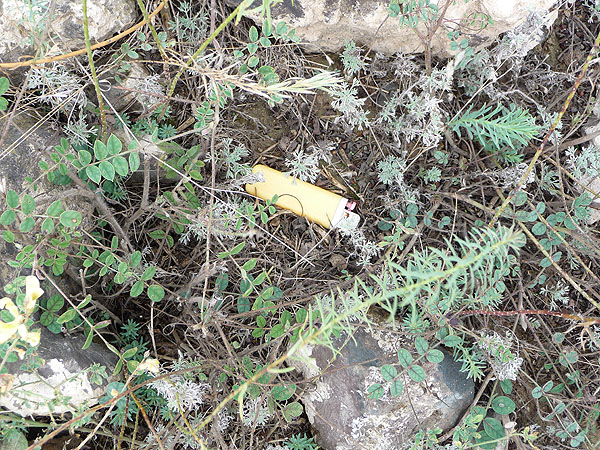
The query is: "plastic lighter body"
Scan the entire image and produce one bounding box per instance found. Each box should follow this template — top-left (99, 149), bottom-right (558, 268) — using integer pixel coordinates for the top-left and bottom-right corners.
top-left (245, 164), bottom-right (359, 230)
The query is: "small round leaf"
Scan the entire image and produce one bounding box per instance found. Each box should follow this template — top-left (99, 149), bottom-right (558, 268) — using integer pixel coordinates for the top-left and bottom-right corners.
top-left (147, 285), bottom-right (165, 302)
top-left (141, 266), bottom-right (156, 281)
top-left (60, 210), bottom-right (82, 228)
top-left (408, 365), bottom-right (426, 382)
top-left (0, 209), bottom-right (16, 226)
top-left (20, 217), bottom-right (35, 233)
top-left (130, 280), bottom-right (144, 298)
top-left (86, 165), bottom-right (101, 184)
top-left (21, 194), bottom-right (35, 215)
top-left (381, 364), bottom-right (398, 381)
top-left (6, 190), bottom-right (19, 208)
top-left (390, 378), bottom-right (404, 397)
top-left (492, 396), bottom-right (516, 415)
top-left (426, 349), bottom-right (444, 363)
top-left (99, 161), bottom-right (115, 181)
top-left (112, 156), bottom-right (129, 176)
top-left (367, 383), bottom-right (384, 400)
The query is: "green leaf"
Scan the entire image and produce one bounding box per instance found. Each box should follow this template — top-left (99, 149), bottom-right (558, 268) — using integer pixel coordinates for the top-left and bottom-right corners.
top-left (141, 266), bottom-right (156, 281)
top-left (367, 383), bottom-right (384, 399)
top-left (0, 97), bottom-right (7, 112)
top-left (397, 348), bottom-right (413, 368)
top-left (482, 416), bottom-right (505, 440)
top-left (415, 337), bottom-right (428, 355)
top-left (117, 261), bottom-right (128, 274)
top-left (408, 365), bottom-right (426, 382)
top-left (270, 323), bottom-right (285, 338)
top-left (99, 161), bottom-right (115, 181)
top-left (253, 271), bottom-right (266, 286)
top-left (86, 165), bottom-right (101, 184)
top-left (500, 379), bottom-right (513, 394)
top-left (381, 364), bottom-right (398, 381)
top-left (531, 222), bottom-right (546, 235)
top-left (515, 210), bottom-right (531, 222)
top-left (390, 377), bottom-right (403, 397)
top-left (271, 384), bottom-right (296, 401)
top-left (46, 200), bottom-right (64, 217)
top-left (531, 385), bottom-right (543, 399)
top-left (426, 349), bottom-right (444, 363)
top-left (129, 152), bottom-right (141, 172)
top-left (21, 194), bottom-right (35, 215)
top-left (475, 431), bottom-right (498, 450)
top-left (242, 259), bottom-right (257, 272)
top-left (59, 210), bottom-right (82, 228)
top-left (57, 308), bottom-right (77, 324)
top-left (82, 328), bottom-right (94, 350)
top-left (130, 250), bottom-right (142, 267)
top-left (46, 295), bottom-right (64, 312)
top-left (127, 360), bottom-right (139, 373)
top-left (283, 401), bottom-right (303, 422)
top-left (249, 25), bottom-right (259, 42)
top-left (261, 286), bottom-right (274, 300)
top-left (263, 19), bottom-right (272, 37)
top-left (237, 296), bottom-right (250, 313)
top-left (6, 190), bottom-right (19, 208)
top-left (219, 241), bottom-right (245, 258)
top-left (295, 308), bottom-right (307, 324)
top-left (248, 55), bottom-right (259, 68)
top-left (2, 230), bottom-right (15, 243)
top-left (122, 347), bottom-right (138, 359)
top-left (112, 156), bottom-right (129, 176)
top-left (94, 140), bottom-right (108, 160)
top-left (41, 217), bottom-right (54, 234)
top-left (448, 103), bottom-right (539, 150)
top-left (442, 335), bottom-right (462, 347)
top-left (106, 134), bottom-right (122, 155)
top-left (19, 217), bottom-right (35, 233)
top-left (0, 77), bottom-right (9, 95)
top-left (492, 396), bottom-right (515, 415)
top-left (40, 311), bottom-right (56, 326)
top-left (0, 209), bottom-right (16, 226)
top-left (275, 21), bottom-right (288, 35)
top-left (78, 150), bottom-right (92, 166)
top-left (215, 273), bottom-right (229, 291)
top-left (553, 332), bottom-right (565, 344)
top-left (130, 280), bottom-right (144, 297)
top-left (147, 285), bottom-right (165, 302)
top-left (256, 315), bottom-right (266, 328)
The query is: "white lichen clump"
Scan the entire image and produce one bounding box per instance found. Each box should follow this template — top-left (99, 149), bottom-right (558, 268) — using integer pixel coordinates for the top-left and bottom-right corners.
top-left (477, 331), bottom-right (523, 381)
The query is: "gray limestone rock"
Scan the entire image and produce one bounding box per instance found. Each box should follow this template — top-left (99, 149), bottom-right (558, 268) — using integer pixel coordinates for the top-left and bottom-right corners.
top-left (1, 325), bottom-right (117, 416)
top-left (234, 0), bottom-right (557, 56)
top-left (0, 0), bottom-right (136, 62)
top-left (293, 327), bottom-right (474, 450)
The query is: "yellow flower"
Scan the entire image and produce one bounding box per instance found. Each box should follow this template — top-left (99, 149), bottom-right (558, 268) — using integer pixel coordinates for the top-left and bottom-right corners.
top-left (24, 275), bottom-right (43, 314)
top-left (0, 297), bottom-right (22, 345)
top-left (0, 276), bottom-right (43, 346)
top-left (21, 328), bottom-right (40, 347)
top-left (137, 358), bottom-right (160, 374)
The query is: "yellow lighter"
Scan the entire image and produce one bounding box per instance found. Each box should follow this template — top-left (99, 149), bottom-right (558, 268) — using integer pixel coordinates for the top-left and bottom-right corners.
top-left (245, 164), bottom-right (360, 230)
